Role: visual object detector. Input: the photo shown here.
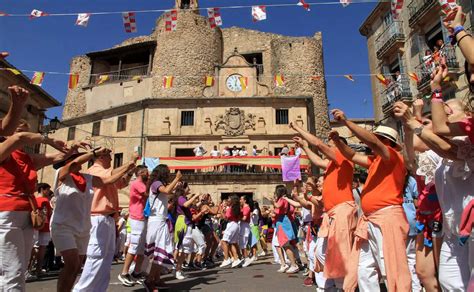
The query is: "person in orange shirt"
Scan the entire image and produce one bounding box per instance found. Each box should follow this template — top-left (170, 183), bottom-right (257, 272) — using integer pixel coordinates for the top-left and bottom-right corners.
top-left (73, 151), bottom-right (138, 292)
top-left (329, 109), bottom-right (410, 292)
top-left (291, 122), bottom-right (357, 289)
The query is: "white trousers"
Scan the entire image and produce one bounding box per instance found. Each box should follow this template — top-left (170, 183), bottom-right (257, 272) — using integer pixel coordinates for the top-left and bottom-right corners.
top-left (358, 222), bottom-right (386, 292)
top-left (73, 215), bottom-right (116, 292)
top-left (438, 235), bottom-right (472, 291)
top-left (181, 226), bottom-right (206, 255)
top-left (406, 236), bottom-right (422, 292)
top-left (315, 237), bottom-right (338, 289)
top-left (0, 211), bottom-right (33, 292)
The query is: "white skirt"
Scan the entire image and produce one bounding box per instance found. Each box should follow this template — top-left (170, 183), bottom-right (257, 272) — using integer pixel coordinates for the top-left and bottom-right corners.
top-left (145, 217), bottom-right (175, 269)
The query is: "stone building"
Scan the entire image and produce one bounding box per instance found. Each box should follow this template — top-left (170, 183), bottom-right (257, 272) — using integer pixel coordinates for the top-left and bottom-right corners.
top-left (43, 1), bottom-right (330, 205)
top-left (0, 58), bottom-right (61, 142)
top-left (360, 0), bottom-right (473, 124)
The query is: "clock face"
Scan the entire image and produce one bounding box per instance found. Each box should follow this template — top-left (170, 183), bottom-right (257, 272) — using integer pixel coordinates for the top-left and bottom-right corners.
top-left (226, 74), bottom-right (243, 92)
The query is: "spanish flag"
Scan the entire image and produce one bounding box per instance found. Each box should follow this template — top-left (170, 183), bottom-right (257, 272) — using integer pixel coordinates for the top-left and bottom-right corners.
top-left (7, 68), bottom-right (20, 75)
top-left (97, 75), bottom-right (109, 85)
top-left (376, 74), bottom-right (390, 87)
top-left (274, 74), bottom-right (285, 87)
top-left (205, 76), bottom-right (214, 87)
top-left (239, 77), bottom-right (248, 90)
top-left (408, 72), bottom-right (419, 83)
top-left (344, 75), bottom-right (354, 82)
top-left (68, 74), bottom-right (79, 89)
top-left (163, 76), bottom-right (174, 88)
top-left (30, 72), bottom-right (45, 86)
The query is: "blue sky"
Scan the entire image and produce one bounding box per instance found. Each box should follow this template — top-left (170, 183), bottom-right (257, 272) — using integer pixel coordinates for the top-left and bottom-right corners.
top-left (0, 0), bottom-right (377, 120)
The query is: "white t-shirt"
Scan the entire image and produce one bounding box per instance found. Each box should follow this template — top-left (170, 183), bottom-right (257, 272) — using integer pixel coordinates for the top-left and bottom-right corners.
top-left (222, 149), bottom-right (231, 156)
top-left (194, 146), bottom-right (206, 157)
top-left (239, 150), bottom-right (248, 156)
top-left (250, 209), bottom-right (259, 226)
top-left (232, 149), bottom-right (239, 156)
top-left (149, 180), bottom-right (168, 220)
top-left (252, 148), bottom-right (258, 156)
top-left (50, 170), bottom-right (94, 235)
top-left (210, 150), bottom-right (220, 157)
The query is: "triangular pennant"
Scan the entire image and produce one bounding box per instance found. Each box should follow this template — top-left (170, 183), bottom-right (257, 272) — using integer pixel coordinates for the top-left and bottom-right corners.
top-left (252, 6), bottom-right (267, 22)
top-left (163, 76), bottom-right (174, 88)
top-left (207, 8), bottom-right (223, 29)
top-left (344, 75), bottom-right (355, 82)
top-left (297, 0), bottom-right (311, 11)
top-left (31, 72), bottom-right (45, 86)
top-left (97, 75), bottom-right (109, 85)
top-left (239, 77), bottom-right (248, 90)
top-left (76, 13), bottom-right (90, 27)
top-left (274, 75), bottom-right (285, 87)
top-left (408, 73), bottom-right (419, 83)
top-left (30, 9), bottom-right (48, 19)
top-left (376, 74), bottom-right (390, 87)
top-left (340, 0), bottom-right (352, 7)
top-left (205, 76), bottom-right (214, 86)
top-left (122, 12), bottom-right (137, 33)
top-left (6, 68), bottom-right (21, 75)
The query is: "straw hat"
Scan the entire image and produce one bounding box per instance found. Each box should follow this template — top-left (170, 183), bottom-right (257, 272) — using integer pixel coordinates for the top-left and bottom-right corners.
top-left (373, 125), bottom-right (402, 151)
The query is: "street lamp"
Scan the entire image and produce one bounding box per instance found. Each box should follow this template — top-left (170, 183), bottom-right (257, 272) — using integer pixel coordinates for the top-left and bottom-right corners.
top-left (49, 116), bottom-right (60, 132)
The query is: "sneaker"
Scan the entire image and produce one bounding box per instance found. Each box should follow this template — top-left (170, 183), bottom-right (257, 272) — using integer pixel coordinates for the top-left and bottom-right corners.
top-left (257, 250), bottom-right (266, 257)
top-left (194, 262), bottom-right (207, 270)
top-left (25, 272), bottom-right (37, 282)
top-left (242, 257), bottom-right (254, 268)
top-left (286, 265), bottom-right (299, 274)
top-left (251, 255), bottom-right (258, 262)
top-left (277, 264), bottom-right (289, 273)
top-left (231, 258), bottom-right (243, 268)
top-left (130, 272), bottom-right (146, 285)
top-left (118, 273), bottom-right (135, 287)
top-left (175, 270), bottom-right (186, 280)
top-left (303, 277), bottom-right (314, 287)
top-left (219, 258), bottom-right (233, 268)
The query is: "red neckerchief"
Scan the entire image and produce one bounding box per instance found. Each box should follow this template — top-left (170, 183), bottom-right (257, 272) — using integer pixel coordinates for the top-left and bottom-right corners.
top-left (70, 172), bottom-right (86, 193)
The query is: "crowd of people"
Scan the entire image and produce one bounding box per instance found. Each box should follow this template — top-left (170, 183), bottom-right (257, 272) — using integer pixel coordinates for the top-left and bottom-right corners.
top-left (0, 5), bottom-right (473, 292)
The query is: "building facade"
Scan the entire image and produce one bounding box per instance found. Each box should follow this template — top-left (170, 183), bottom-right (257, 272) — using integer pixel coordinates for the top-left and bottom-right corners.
top-left (43, 1), bottom-right (331, 205)
top-left (360, 0), bottom-right (473, 124)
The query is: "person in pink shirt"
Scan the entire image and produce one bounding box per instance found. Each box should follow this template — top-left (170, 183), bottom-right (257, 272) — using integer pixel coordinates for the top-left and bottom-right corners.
top-left (219, 195), bottom-right (243, 268)
top-left (118, 165), bottom-right (149, 286)
top-left (240, 196), bottom-right (253, 267)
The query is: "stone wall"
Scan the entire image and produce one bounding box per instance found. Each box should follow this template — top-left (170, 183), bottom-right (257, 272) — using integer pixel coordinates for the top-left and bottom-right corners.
top-left (151, 10), bottom-right (223, 98)
top-left (62, 56), bottom-right (91, 119)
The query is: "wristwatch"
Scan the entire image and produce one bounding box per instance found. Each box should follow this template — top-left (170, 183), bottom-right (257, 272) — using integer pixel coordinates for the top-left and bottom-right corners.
top-left (414, 125), bottom-right (424, 136)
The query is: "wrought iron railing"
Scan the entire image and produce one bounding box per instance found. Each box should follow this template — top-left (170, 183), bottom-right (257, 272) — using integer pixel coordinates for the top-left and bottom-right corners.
top-left (375, 21), bottom-right (405, 58)
top-left (408, 0), bottom-right (437, 26)
top-left (415, 45), bottom-right (460, 91)
top-left (381, 75), bottom-right (413, 111)
top-left (89, 64), bottom-right (150, 85)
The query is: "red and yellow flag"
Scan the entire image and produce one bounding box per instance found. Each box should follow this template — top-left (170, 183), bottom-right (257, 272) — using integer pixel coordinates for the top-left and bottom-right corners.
top-left (376, 74), bottom-right (390, 87)
top-left (239, 77), bottom-right (248, 90)
top-left (205, 76), bottom-right (214, 87)
top-left (6, 68), bottom-right (20, 75)
top-left (163, 76), bottom-right (174, 88)
top-left (68, 74), bottom-right (79, 89)
top-left (344, 75), bottom-right (354, 82)
top-left (97, 75), bottom-right (109, 85)
top-left (408, 72), bottom-right (419, 83)
top-left (30, 72), bottom-right (45, 86)
top-left (274, 74), bottom-right (285, 87)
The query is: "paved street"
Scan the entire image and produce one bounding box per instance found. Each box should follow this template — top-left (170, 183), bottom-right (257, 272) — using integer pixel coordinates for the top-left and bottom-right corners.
top-left (26, 256), bottom-right (310, 291)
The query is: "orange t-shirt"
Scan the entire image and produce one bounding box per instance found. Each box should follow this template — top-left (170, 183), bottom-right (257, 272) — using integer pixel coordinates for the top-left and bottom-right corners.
top-left (322, 149), bottom-right (355, 211)
top-left (87, 164), bottom-right (126, 216)
top-left (361, 147), bottom-right (406, 214)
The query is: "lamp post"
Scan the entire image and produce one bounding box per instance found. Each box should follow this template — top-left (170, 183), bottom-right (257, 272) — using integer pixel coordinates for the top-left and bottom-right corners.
top-left (39, 116), bottom-right (61, 182)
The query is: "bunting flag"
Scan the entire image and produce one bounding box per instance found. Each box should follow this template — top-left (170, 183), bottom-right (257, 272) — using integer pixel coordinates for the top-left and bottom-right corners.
top-left (30, 72), bottom-right (45, 86)
top-left (239, 77), bottom-right (248, 90)
top-left (439, 0), bottom-right (457, 14)
top-left (205, 76), bottom-right (214, 86)
top-left (274, 74), bottom-right (285, 87)
top-left (30, 9), bottom-right (48, 19)
top-left (252, 6), bottom-right (267, 22)
top-left (122, 12), bottom-right (137, 33)
top-left (297, 0), bottom-right (311, 11)
top-left (68, 74), bottom-right (79, 89)
top-left (97, 75), bottom-right (109, 85)
top-left (0, 12), bottom-right (9, 16)
top-left (76, 13), bottom-right (90, 27)
top-left (165, 10), bottom-right (178, 31)
top-left (207, 8), bottom-right (223, 29)
top-left (344, 75), bottom-right (355, 82)
top-left (376, 74), bottom-right (390, 87)
top-left (6, 68), bottom-right (21, 75)
top-left (132, 75), bottom-right (143, 81)
top-left (163, 76), bottom-right (174, 88)
top-left (408, 72), bottom-right (419, 83)
top-left (340, 0), bottom-right (352, 7)
top-left (391, 0), bottom-right (403, 20)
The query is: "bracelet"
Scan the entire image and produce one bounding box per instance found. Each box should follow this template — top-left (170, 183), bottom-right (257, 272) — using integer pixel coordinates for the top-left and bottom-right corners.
top-left (457, 34), bottom-right (472, 45)
top-left (453, 26), bottom-right (465, 37)
top-left (431, 90), bottom-right (442, 100)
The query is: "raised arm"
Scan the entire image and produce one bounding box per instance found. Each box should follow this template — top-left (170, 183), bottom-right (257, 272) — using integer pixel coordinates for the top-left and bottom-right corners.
top-left (290, 122), bottom-right (336, 161)
top-left (57, 147), bottom-right (102, 182)
top-left (283, 197), bottom-right (302, 208)
top-left (0, 86), bottom-right (29, 136)
top-left (32, 140), bottom-right (90, 170)
top-left (183, 193), bottom-right (201, 208)
top-left (444, 6), bottom-right (474, 66)
top-left (93, 161), bottom-right (136, 187)
top-left (328, 130), bottom-right (370, 168)
top-left (159, 171), bottom-right (183, 195)
top-left (331, 109), bottom-right (391, 161)
top-left (293, 137), bottom-right (329, 169)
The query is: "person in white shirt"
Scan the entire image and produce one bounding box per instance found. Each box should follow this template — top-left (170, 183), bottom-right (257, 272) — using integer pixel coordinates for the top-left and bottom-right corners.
top-left (295, 145), bottom-right (302, 157)
top-left (222, 147), bottom-right (231, 173)
top-left (210, 146), bottom-right (221, 172)
top-left (231, 146), bottom-right (239, 157)
top-left (193, 144), bottom-right (206, 157)
top-left (239, 146), bottom-right (248, 172)
top-left (252, 145), bottom-right (258, 156)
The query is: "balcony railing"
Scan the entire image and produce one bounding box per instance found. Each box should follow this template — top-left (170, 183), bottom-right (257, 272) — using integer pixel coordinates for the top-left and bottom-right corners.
top-left (381, 75), bottom-right (413, 113)
top-left (89, 64), bottom-right (150, 85)
top-left (375, 21), bottom-right (405, 59)
top-left (408, 0), bottom-right (437, 27)
top-left (415, 45), bottom-right (460, 92)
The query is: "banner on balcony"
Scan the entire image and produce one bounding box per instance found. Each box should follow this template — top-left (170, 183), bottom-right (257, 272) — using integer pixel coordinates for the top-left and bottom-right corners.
top-left (281, 155), bottom-right (302, 182)
top-left (145, 155), bottom-right (311, 170)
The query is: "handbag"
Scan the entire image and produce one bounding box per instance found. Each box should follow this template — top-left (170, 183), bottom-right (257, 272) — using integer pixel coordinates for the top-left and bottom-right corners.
top-left (27, 195), bottom-right (46, 230)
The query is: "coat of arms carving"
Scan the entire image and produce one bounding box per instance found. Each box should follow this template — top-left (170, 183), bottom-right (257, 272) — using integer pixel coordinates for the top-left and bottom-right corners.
top-left (215, 108), bottom-right (256, 136)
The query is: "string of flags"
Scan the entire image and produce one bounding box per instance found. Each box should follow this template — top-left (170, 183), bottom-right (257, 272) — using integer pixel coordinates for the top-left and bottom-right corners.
top-left (164, 10), bottom-right (178, 31)
top-left (122, 12), bottom-right (137, 33)
top-left (207, 8), bottom-right (223, 29)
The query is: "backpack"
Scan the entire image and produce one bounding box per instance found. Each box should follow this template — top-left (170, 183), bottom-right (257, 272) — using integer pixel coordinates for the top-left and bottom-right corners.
top-left (143, 194), bottom-right (159, 218)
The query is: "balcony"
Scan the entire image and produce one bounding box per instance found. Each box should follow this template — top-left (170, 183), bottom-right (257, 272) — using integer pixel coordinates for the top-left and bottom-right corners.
top-left (88, 65), bottom-right (150, 86)
top-left (375, 21), bottom-right (405, 60)
top-left (415, 45), bottom-right (460, 93)
top-left (381, 75), bottom-right (413, 115)
top-left (408, 0), bottom-right (438, 27)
